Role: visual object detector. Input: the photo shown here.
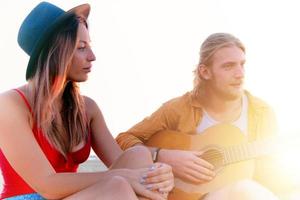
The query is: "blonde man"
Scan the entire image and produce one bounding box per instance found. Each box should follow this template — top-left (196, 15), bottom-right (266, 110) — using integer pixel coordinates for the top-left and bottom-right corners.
top-left (117, 33), bottom-right (287, 199)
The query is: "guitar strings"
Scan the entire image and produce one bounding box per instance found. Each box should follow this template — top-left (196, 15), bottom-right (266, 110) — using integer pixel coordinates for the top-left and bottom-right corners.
top-left (201, 145), bottom-right (256, 165)
top-left (200, 147), bottom-right (248, 164)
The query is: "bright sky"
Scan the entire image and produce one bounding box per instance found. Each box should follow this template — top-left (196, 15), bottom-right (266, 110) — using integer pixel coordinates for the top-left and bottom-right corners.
top-left (1, 0), bottom-right (300, 138)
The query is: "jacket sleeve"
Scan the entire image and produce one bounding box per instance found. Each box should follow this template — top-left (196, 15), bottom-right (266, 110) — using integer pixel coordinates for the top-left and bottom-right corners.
top-left (116, 101), bottom-right (179, 150)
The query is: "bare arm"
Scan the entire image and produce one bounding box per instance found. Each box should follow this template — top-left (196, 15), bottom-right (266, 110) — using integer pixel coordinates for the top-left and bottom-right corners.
top-left (0, 92), bottom-right (164, 200)
top-left (84, 97), bottom-right (122, 166)
top-left (86, 97), bottom-right (174, 198)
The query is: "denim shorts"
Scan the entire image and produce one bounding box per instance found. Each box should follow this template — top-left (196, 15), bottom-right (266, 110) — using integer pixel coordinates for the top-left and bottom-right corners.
top-left (5, 193), bottom-right (45, 200)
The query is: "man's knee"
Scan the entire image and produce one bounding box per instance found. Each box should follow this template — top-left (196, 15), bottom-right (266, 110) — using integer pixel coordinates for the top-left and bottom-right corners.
top-left (204, 180), bottom-right (278, 200)
top-left (230, 180), bottom-right (278, 200)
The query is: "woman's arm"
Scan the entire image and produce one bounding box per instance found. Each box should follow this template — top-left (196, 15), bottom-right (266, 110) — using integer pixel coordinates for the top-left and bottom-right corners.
top-left (0, 92), bottom-right (161, 200)
top-left (84, 96), bottom-right (123, 167)
top-left (85, 96), bottom-right (174, 198)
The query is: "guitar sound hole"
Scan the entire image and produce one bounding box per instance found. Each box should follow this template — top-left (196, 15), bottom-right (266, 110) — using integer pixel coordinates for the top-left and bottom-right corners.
top-left (201, 148), bottom-right (224, 169)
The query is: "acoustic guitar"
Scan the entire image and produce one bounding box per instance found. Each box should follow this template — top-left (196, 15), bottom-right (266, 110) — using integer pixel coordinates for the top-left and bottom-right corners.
top-left (145, 124), bottom-right (279, 200)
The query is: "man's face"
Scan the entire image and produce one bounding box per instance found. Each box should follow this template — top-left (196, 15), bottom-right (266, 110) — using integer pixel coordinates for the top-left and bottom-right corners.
top-left (206, 45), bottom-right (245, 100)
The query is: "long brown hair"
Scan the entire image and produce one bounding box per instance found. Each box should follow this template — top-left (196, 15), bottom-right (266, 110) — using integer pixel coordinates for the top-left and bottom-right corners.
top-left (192, 33), bottom-right (245, 97)
top-left (28, 14), bottom-right (89, 157)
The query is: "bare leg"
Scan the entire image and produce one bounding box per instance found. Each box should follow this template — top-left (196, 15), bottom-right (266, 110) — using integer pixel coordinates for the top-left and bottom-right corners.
top-left (110, 145), bottom-right (153, 169)
top-left (62, 146), bottom-right (152, 200)
top-left (64, 146), bottom-right (155, 200)
top-left (111, 146), bottom-right (154, 200)
top-left (63, 176), bottom-right (138, 200)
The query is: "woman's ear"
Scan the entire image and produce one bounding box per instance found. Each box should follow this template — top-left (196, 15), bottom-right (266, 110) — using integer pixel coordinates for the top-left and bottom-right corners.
top-left (198, 64), bottom-right (211, 80)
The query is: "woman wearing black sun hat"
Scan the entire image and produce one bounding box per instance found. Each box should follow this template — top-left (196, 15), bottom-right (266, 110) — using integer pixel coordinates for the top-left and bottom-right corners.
top-left (0, 2), bottom-right (174, 200)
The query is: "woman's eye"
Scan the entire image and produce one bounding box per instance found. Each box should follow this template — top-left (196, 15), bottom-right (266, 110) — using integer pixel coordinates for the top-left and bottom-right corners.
top-left (78, 46), bottom-right (86, 51)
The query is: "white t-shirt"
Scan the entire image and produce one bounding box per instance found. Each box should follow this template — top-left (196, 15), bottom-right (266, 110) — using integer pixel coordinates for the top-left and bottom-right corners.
top-left (196, 94), bottom-right (248, 135)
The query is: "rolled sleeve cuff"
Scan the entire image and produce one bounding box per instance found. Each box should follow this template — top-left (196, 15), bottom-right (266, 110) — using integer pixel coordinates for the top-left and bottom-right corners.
top-left (116, 133), bottom-right (143, 150)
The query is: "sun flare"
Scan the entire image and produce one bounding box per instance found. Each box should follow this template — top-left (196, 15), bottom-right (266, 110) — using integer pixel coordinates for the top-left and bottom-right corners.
top-left (271, 134), bottom-right (300, 188)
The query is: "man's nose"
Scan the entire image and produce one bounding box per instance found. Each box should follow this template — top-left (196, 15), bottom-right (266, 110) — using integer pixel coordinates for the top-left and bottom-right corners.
top-left (235, 65), bottom-right (244, 78)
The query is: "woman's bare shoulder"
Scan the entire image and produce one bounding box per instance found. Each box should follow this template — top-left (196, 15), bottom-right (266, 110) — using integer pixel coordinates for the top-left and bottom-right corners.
top-left (0, 88), bottom-right (31, 121)
top-left (0, 89), bottom-right (20, 109)
top-left (82, 95), bottom-right (99, 110)
top-left (82, 95), bottom-right (101, 119)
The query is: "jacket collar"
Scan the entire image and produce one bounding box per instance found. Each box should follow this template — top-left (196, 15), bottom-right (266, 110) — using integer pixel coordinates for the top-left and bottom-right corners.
top-left (188, 90), bottom-right (267, 109)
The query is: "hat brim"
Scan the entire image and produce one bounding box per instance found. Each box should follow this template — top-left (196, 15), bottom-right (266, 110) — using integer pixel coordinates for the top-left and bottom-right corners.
top-left (26, 4), bottom-right (90, 80)
top-left (68, 4), bottom-right (90, 20)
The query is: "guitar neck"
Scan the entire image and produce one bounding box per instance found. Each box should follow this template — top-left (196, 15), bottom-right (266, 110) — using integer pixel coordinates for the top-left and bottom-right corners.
top-left (146, 125), bottom-right (280, 166)
top-left (222, 139), bottom-right (275, 165)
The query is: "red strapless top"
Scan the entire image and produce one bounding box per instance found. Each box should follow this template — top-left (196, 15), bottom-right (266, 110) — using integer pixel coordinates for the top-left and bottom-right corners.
top-left (0, 89), bottom-right (91, 199)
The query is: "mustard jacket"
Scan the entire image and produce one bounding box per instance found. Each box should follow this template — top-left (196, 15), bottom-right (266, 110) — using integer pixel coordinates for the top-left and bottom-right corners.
top-left (116, 91), bottom-right (290, 194)
top-left (116, 91), bottom-right (277, 147)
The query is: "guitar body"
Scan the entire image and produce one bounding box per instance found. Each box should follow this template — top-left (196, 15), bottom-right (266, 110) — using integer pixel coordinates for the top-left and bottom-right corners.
top-left (146, 124), bottom-right (256, 200)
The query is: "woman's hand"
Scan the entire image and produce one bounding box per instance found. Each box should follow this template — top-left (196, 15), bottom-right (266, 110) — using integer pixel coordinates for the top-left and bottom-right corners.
top-left (142, 163), bottom-right (174, 197)
top-left (125, 163), bottom-right (174, 200)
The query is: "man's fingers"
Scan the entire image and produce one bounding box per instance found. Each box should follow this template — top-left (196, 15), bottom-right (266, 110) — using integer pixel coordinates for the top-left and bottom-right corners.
top-left (193, 154), bottom-right (215, 170)
top-left (189, 160), bottom-right (215, 177)
top-left (185, 168), bottom-right (214, 183)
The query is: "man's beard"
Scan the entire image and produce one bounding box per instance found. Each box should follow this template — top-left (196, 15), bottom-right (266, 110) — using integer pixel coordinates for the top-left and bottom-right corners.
top-left (215, 87), bottom-right (243, 101)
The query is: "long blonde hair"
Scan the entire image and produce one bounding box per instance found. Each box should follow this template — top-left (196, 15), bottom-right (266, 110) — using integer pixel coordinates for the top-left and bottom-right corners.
top-left (193, 33), bottom-right (245, 97)
top-left (28, 14), bottom-right (88, 157)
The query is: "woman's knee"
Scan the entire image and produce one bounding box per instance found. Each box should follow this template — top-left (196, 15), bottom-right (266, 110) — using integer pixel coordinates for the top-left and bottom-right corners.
top-left (102, 176), bottom-right (137, 199)
top-left (123, 146), bottom-right (152, 163)
top-left (125, 146), bottom-right (152, 158)
top-left (111, 145), bottom-right (152, 169)
top-left (108, 176), bottom-right (132, 191)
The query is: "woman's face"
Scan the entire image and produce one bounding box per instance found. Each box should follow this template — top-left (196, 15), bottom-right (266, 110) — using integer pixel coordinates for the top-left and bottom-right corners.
top-left (67, 23), bottom-right (96, 82)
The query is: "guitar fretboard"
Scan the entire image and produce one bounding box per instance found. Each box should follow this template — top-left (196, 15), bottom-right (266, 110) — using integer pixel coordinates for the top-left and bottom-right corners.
top-left (222, 139), bottom-right (275, 165)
